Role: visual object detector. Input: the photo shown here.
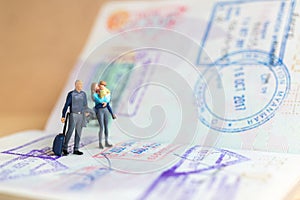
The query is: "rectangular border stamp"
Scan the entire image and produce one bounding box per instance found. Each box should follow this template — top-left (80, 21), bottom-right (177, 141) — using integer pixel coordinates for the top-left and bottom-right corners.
top-left (93, 141), bottom-right (182, 162)
top-left (197, 0), bottom-right (296, 65)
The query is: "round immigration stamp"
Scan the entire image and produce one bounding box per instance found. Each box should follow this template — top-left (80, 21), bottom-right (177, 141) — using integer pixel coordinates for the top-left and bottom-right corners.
top-left (195, 50), bottom-right (290, 133)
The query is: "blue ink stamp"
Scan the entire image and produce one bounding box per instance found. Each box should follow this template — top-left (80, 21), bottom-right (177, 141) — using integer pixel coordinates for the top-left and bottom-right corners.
top-left (194, 0), bottom-right (294, 132)
top-left (66, 167), bottom-right (111, 191)
top-left (195, 50), bottom-right (290, 132)
top-left (197, 0), bottom-right (295, 65)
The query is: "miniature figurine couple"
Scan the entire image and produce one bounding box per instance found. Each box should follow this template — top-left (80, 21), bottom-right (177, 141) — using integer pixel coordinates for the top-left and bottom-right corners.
top-left (60, 80), bottom-right (116, 156)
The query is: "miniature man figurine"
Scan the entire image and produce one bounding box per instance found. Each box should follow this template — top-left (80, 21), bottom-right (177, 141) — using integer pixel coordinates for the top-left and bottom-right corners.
top-left (61, 80), bottom-right (88, 155)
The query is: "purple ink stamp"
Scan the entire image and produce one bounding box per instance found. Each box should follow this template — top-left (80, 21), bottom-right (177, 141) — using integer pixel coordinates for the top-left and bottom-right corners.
top-left (0, 134), bottom-right (99, 182)
top-left (139, 146), bottom-right (249, 199)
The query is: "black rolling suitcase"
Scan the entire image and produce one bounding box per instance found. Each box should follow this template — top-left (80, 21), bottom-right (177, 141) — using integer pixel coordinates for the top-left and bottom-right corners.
top-left (52, 113), bottom-right (69, 156)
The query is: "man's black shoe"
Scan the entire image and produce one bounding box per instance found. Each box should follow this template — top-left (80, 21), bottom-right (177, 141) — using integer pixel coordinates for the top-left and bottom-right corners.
top-left (63, 150), bottom-right (69, 156)
top-left (99, 143), bottom-right (104, 149)
top-left (105, 142), bottom-right (113, 148)
top-left (73, 150), bottom-right (83, 155)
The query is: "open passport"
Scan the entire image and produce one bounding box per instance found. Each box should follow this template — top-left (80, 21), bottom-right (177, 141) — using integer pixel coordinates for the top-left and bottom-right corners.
top-left (1, 0), bottom-right (300, 199)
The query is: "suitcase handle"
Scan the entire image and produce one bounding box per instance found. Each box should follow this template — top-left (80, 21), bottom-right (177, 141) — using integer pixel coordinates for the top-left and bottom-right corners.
top-left (63, 112), bottom-right (70, 135)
